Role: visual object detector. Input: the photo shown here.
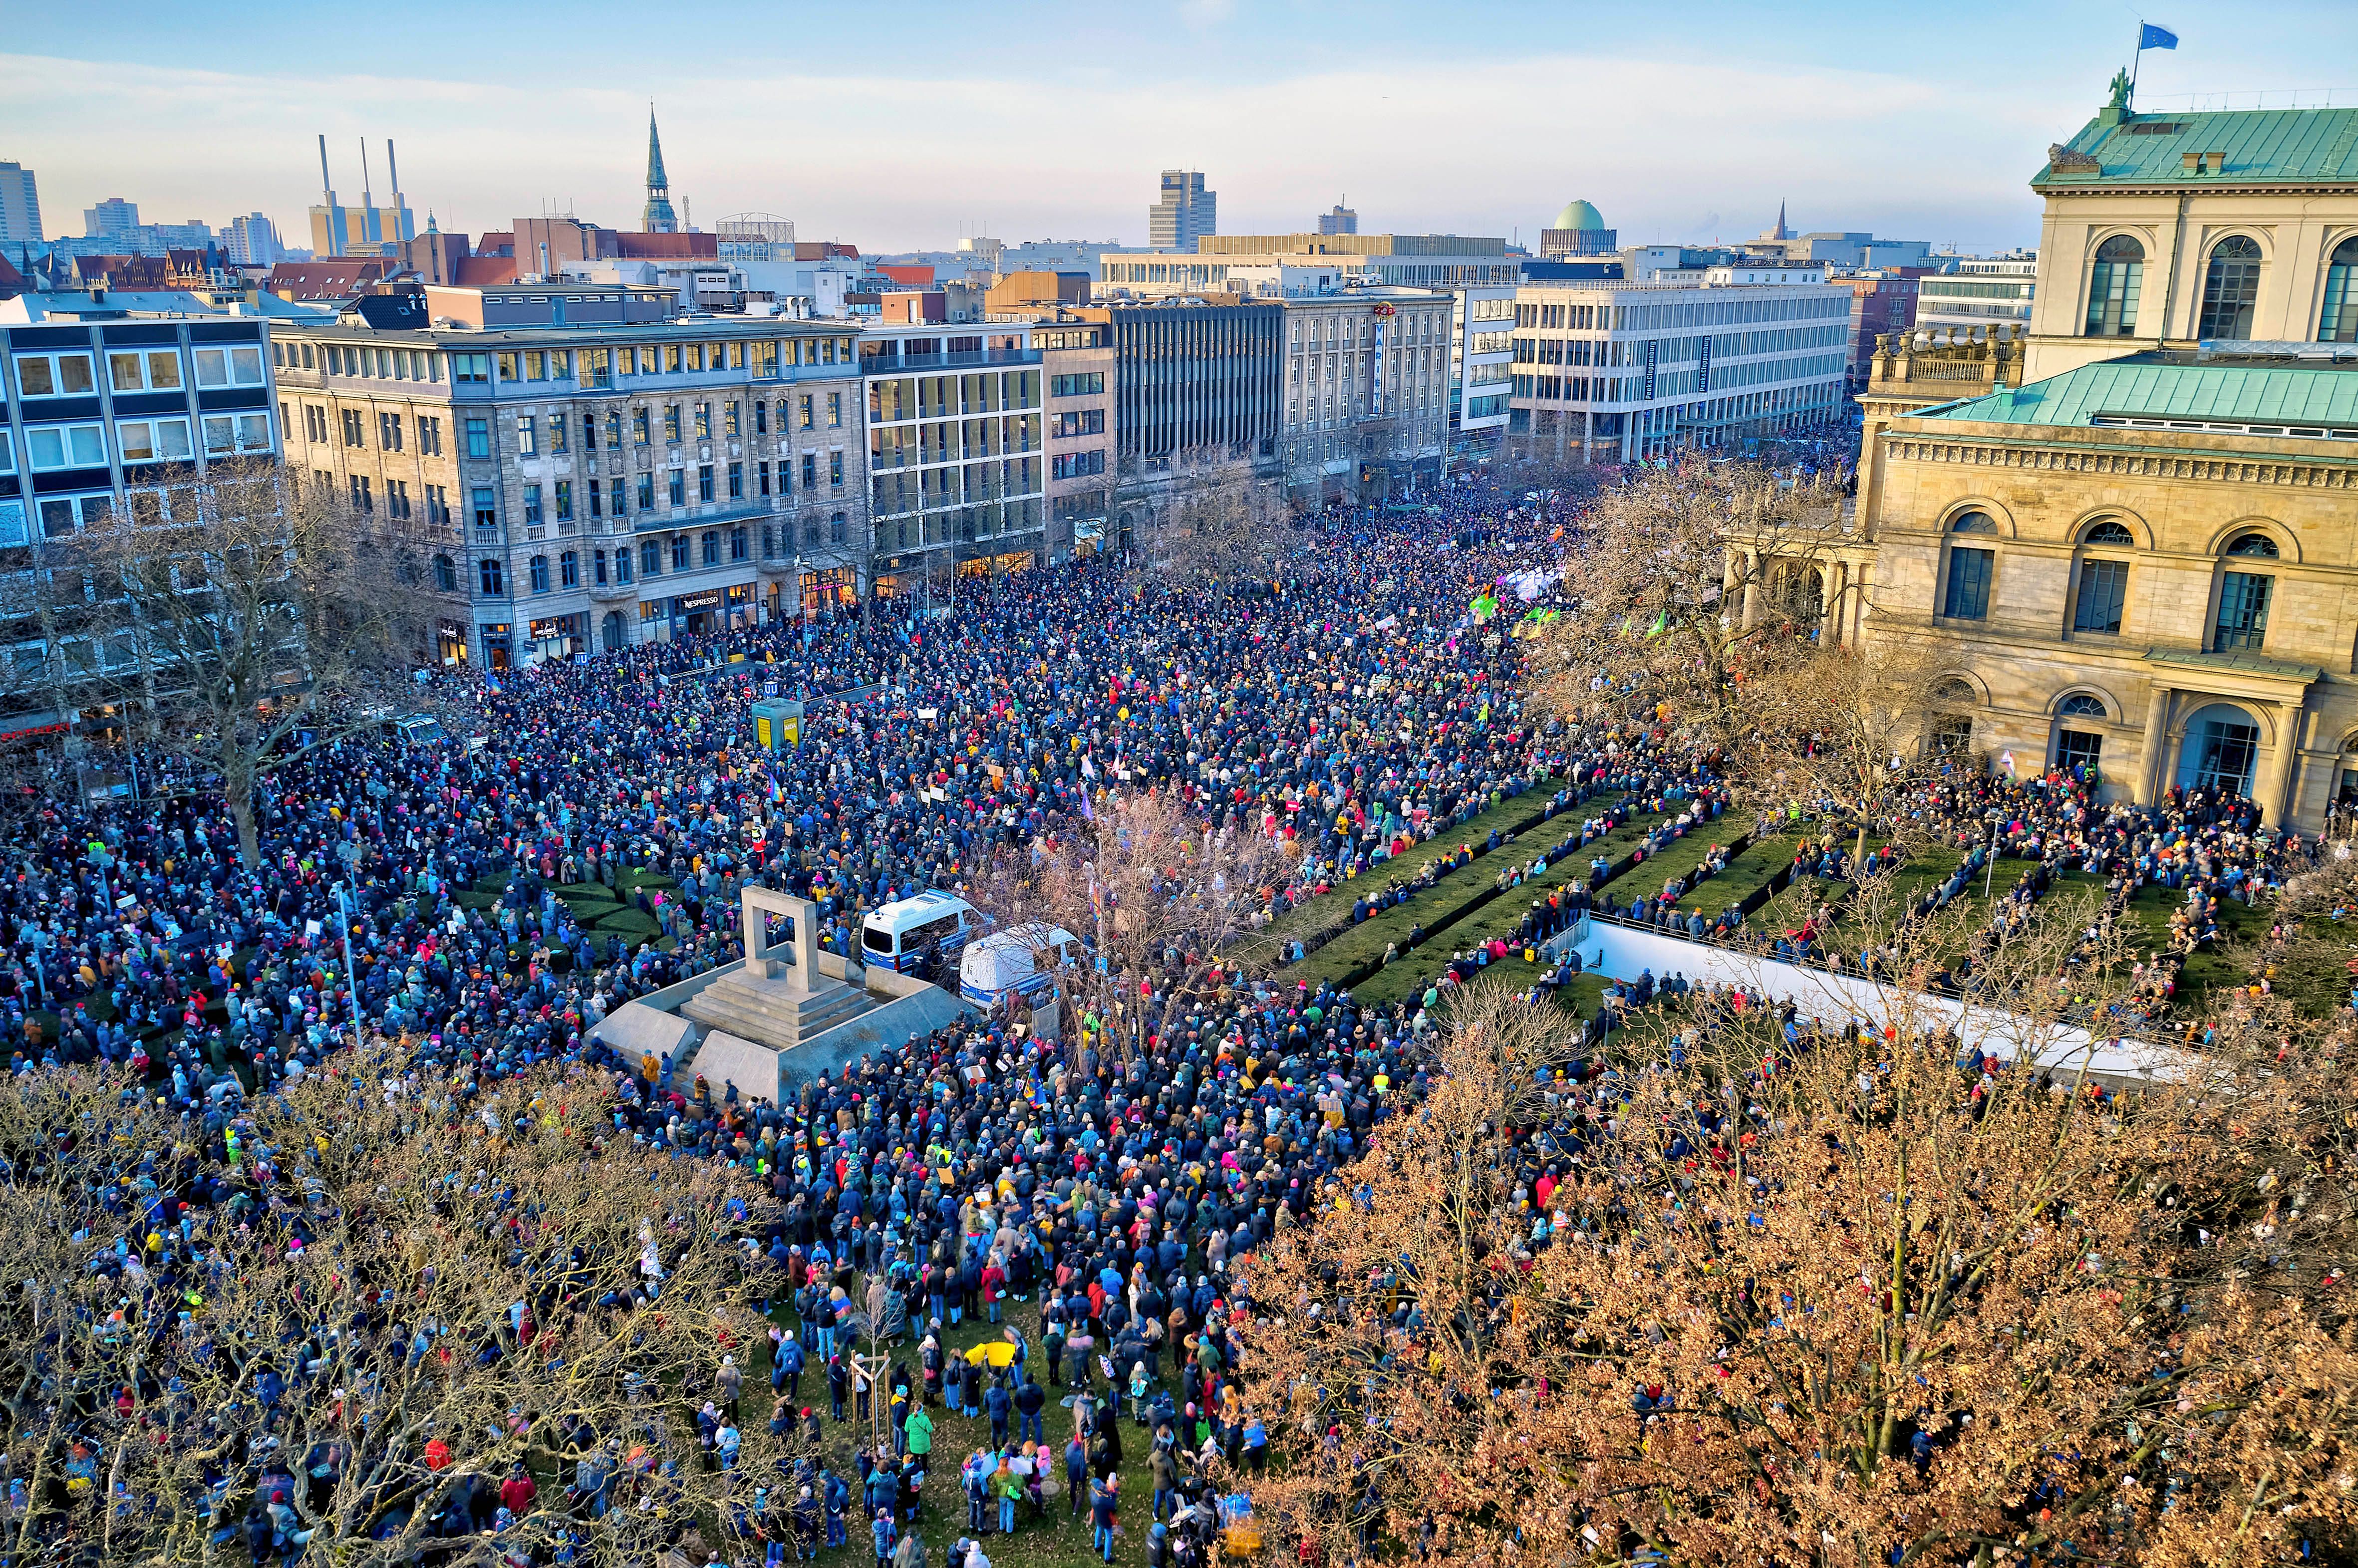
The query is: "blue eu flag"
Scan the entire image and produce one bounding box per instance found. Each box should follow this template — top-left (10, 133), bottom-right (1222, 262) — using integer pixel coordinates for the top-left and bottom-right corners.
top-left (2138, 22), bottom-right (2179, 50)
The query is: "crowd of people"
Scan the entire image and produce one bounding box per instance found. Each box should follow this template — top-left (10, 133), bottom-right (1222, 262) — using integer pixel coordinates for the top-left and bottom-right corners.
top-left (0, 446), bottom-right (2324, 1565)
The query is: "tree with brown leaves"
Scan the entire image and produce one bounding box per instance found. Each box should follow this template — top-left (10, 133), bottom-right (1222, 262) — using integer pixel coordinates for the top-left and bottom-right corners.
top-left (0, 1045), bottom-right (797, 1566)
top-left (1233, 885), bottom-right (2358, 1568)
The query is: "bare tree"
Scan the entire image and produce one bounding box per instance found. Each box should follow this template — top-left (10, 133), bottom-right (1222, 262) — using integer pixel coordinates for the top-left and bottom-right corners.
top-left (971, 784), bottom-right (1291, 1062)
top-left (1125, 445), bottom-right (1287, 599)
top-left (1530, 458), bottom-right (1854, 772)
top-left (41, 458), bottom-right (440, 865)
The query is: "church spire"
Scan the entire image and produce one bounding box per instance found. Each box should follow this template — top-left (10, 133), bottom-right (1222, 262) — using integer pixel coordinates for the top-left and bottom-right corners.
top-left (1771, 199), bottom-right (1789, 241)
top-left (642, 107), bottom-right (678, 234)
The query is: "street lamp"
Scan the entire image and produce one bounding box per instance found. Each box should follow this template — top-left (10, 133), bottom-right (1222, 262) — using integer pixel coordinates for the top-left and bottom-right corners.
top-left (1982, 806), bottom-right (2004, 901)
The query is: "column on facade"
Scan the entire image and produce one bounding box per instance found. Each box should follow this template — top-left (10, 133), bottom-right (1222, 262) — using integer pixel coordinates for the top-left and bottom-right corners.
top-left (2137, 686), bottom-right (2174, 804)
top-left (1739, 552), bottom-right (1763, 630)
top-left (1818, 563), bottom-right (1843, 646)
top-left (2262, 700), bottom-right (2307, 826)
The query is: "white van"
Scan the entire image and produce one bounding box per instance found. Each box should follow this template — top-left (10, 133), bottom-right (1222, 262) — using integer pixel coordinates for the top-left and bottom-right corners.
top-left (860, 890), bottom-right (983, 975)
top-left (959, 923), bottom-right (1081, 1009)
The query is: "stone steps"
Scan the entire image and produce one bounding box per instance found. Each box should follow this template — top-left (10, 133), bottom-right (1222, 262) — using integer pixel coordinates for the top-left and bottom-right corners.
top-left (682, 973), bottom-right (878, 1046)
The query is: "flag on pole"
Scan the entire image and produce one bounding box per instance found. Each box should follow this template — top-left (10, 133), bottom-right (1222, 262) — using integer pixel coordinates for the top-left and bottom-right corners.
top-left (2137, 21), bottom-right (2178, 50)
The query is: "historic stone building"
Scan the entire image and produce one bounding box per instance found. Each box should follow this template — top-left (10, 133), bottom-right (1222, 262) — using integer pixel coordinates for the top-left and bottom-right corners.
top-left (1848, 88), bottom-right (2358, 829)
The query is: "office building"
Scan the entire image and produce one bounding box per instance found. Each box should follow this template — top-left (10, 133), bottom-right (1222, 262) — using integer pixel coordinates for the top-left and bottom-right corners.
top-left (860, 320), bottom-right (1046, 593)
top-left (1837, 90), bottom-right (2358, 830)
top-left (1104, 297), bottom-right (1283, 480)
top-left (1540, 199), bottom-right (1616, 259)
top-left (1743, 209), bottom-right (1931, 270)
top-left (1451, 283), bottom-right (1516, 454)
top-left (978, 284), bottom-right (1115, 558)
top-left (84, 199), bottom-right (142, 245)
top-left (1508, 275), bottom-right (1852, 465)
top-left (1148, 172), bottom-right (1216, 253)
top-left (1276, 288), bottom-right (1454, 501)
top-left (1103, 233), bottom-right (1518, 296)
top-left (1917, 252), bottom-right (2037, 331)
top-left (273, 287), bottom-right (864, 663)
top-left (999, 239), bottom-right (1131, 281)
top-left (0, 163), bottom-right (41, 246)
top-left (1318, 203), bottom-right (1359, 237)
top-left (0, 290), bottom-right (281, 732)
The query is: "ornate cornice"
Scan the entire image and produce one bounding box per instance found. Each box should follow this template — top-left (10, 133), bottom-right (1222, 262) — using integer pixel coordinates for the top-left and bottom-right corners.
top-left (1885, 434), bottom-right (2358, 487)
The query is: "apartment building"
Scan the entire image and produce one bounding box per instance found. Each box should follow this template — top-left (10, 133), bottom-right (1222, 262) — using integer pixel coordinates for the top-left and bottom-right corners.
top-left (859, 321), bottom-right (1047, 594)
top-left (1508, 278), bottom-right (1852, 465)
top-left (980, 288), bottom-right (1116, 559)
top-left (1277, 288), bottom-right (1454, 501)
top-left (1102, 233), bottom-right (1519, 296)
top-left (274, 284), bottom-right (865, 665)
top-left (1, 292), bottom-right (281, 727)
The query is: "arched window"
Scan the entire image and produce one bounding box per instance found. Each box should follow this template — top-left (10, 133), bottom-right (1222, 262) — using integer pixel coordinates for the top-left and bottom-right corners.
top-left (2323, 236), bottom-right (2358, 343)
top-left (1950, 511), bottom-right (1997, 533)
top-left (2225, 531), bottom-right (2279, 557)
top-left (2198, 236), bottom-right (2263, 340)
top-left (1932, 678), bottom-right (1976, 706)
top-left (2058, 693), bottom-right (2107, 718)
top-left (433, 553), bottom-right (457, 593)
top-left (2084, 236), bottom-right (2144, 336)
top-left (2081, 519), bottom-right (2134, 546)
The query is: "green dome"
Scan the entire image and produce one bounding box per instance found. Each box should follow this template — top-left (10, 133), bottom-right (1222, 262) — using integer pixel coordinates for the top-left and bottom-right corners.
top-left (1551, 199), bottom-right (1605, 232)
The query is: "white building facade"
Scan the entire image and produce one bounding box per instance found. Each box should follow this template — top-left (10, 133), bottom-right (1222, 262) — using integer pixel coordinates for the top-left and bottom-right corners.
top-left (1916, 253), bottom-right (2038, 331)
top-left (1451, 283), bottom-right (1515, 457)
top-left (1509, 279), bottom-right (1852, 465)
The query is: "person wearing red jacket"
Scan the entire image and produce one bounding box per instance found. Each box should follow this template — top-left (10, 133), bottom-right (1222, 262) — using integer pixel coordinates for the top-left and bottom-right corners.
top-left (500, 1463), bottom-right (538, 1517)
top-left (980, 1254), bottom-right (1007, 1324)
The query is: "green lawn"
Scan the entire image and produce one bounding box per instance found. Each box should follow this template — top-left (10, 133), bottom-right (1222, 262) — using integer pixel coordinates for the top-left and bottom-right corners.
top-left (1265, 777), bottom-right (1565, 949)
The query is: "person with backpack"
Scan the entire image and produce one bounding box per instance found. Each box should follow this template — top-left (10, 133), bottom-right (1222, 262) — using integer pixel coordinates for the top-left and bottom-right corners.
top-left (776, 1329), bottom-right (806, 1400)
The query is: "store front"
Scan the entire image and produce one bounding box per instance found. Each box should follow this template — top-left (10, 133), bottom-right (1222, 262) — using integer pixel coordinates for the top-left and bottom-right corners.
top-left (479, 622), bottom-right (513, 671)
top-left (725, 583), bottom-right (756, 630)
top-left (799, 566), bottom-right (857, 614)
top-left (436, 619), bottom-right (470, 666)
top-left (670, 588), bottom-right (722, 639)
top-left (528, 613), bottom-right (586, 663)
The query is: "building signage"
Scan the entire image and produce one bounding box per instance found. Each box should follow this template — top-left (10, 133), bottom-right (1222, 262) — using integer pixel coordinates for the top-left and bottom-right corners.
top-left (673, 589), bottom-right (721, 613)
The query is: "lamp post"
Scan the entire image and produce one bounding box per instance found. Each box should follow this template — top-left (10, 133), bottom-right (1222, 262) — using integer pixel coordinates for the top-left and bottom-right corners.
top-left (1983, 807), bottom-right (2004, 901)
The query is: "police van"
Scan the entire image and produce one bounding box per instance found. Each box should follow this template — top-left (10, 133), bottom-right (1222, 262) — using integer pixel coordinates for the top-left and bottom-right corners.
top-left (860, 891), bottom-right (983, 976)
top-left (958, 923), bottom-right (1082, 1009)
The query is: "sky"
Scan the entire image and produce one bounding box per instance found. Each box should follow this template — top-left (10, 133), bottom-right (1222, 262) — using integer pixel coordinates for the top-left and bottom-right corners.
top-left (3, 0), bottom-right (2350, 257)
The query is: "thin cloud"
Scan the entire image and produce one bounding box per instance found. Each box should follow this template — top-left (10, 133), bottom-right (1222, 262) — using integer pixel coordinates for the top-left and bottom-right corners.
top-left (0, 49), bottom-right (2051, 251)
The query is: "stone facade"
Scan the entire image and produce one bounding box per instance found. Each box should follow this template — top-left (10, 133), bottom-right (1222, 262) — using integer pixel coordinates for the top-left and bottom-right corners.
top-left (1860, 409), bottom-right (2358, 827)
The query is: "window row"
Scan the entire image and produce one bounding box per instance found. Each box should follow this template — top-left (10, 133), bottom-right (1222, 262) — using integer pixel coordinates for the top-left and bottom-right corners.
top-left (0, 414), bottom-right (272, 475)
top-left (2084, 233), bottom-right (2358, 341)
top-left (14, 344), bottom-right (266, 397)
top-left (1940, 513), bottom-right (2284, 653)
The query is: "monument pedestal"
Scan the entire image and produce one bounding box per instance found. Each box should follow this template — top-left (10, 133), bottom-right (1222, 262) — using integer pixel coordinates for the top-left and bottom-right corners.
top-left (681, 889), bottom-right (878, 1048)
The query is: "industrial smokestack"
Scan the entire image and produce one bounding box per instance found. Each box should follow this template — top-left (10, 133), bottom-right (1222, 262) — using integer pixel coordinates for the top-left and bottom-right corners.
top-left (317, 134), bottom-right (343, 257)
top-left (386, 139), bottom-right (401, 201)
top-left (359, 137), bottom-right (373, 208)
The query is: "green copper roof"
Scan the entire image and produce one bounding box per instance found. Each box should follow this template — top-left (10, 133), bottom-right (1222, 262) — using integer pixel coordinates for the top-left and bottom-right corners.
top-left (2035, 105), bottom-right (2358, 189)
top-left (646, 110), bottom-right (670, 190)
top-left (1551, 199), bottom-right (1605, 232)
top-left (1921, 352), bottom-right (2358, 429)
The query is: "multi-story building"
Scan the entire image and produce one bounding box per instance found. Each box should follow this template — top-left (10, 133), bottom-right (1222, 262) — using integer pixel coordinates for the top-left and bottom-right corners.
top-left (1318, 204), bottom-right (1359, 237)
top-left (274, 284), bottom-right (865, 665)
top-left (1102, 234), bottom-right (1519, 295)
top-left (1916, 252), bottom-right (2037, 332)
top-left (1838, 89), bottom-right (2358, 830)
top-left (0, 162), bottom-right (41, 247)
top-left (2025, 98), bottom-right (2358, 379)
top-left (1149, 172), bottom-right (1216, 253)
top-left (1451, 283), bottom-right (1516, 458)
top-left (1840, 271), bottom-right (1921, 390)
top-left (860, 320), bottom-right (1046, 594)
top-left (1507, 277), bottom-right (1852, 465)
top-left (981, 286), bottom-right (1116, 560)
top-left (0, 289), bottom-right (281, 730)
top-left (1540, 199), bottom-right (1616, 259)
top-left (1276, 288), bottom-right (1454, 501)
top-left (1104, 297), bottom-right (1283, 479)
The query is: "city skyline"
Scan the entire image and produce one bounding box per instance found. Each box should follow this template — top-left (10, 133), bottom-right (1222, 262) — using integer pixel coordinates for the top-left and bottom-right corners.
top-left (3, 0), bottom-right (2347, 256)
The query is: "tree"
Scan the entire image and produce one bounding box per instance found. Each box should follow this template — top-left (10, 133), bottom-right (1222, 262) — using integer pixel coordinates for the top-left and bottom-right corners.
top-left (40, 459), bottom-right (439, 865)
top-left (970, 784), bottom-right (1291, 1062)
top-left (0, 1045), bottom-right (798, 1566)
top-left (1127, 446), bottom-right (1287, 599)
top-left (1235, 886), bottom-right (2358, 1568)
top-left (1531, 460), bottom-right (1852, 771)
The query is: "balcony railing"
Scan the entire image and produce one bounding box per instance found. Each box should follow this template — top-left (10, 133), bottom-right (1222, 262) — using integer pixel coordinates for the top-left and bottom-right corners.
top-left (863, 348), bottom-right (1043, 373)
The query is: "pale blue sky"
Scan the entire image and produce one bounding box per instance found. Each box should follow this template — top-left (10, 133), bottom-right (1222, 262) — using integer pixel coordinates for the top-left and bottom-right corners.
top-left (3, 0), bottom-right (2348, 254)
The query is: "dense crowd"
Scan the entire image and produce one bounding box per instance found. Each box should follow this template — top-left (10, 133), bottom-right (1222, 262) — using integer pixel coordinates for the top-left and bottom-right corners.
top-left (0, 448), bottom-right (2322, 1565)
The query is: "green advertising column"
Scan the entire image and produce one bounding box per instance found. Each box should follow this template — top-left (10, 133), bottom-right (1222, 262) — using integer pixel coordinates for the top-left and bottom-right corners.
top-left (751, 698), bottom-right (805, 752)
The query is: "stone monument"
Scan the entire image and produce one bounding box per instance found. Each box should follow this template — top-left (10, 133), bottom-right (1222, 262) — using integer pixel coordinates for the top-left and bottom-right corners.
top-left (682, 890), bottom-right (878, 1045)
